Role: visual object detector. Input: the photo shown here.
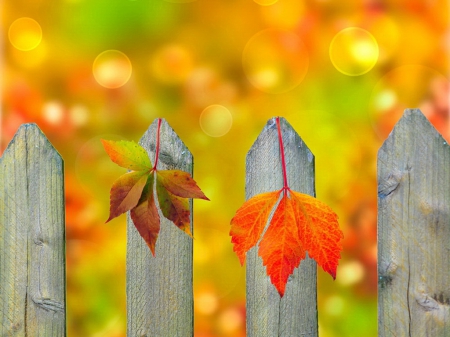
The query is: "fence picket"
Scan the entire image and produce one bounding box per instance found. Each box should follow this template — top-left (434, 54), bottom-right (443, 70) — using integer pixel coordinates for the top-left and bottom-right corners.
top-left (126, 119), bottom-right (193, 337)
top-left (2, 109), bottom-right (448, 336)
top-left (245, 117), bottom-right (318, 337)
top-left (0, 124), bottom-right (66, 336)
top-left (378, 109), bottom-right (450, 336)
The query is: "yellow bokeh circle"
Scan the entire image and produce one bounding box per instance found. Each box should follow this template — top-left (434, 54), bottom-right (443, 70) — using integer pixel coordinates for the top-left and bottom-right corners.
top-left (42, 101), bottom-right (64, 125)
top-left (243, 29), bottom-right (309, 94)
top-left (329, 27), bottom-right (379, 76)
top-left (199, 105), bottom-right (233, 137)
top-left (9, 17), bottom-right (42, 51)
top-left (93, 50), bottom-right (132, 89)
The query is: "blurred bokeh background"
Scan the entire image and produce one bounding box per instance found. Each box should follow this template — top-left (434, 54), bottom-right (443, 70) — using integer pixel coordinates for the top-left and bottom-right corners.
top-left (1, 0), bottom-right (449, 336)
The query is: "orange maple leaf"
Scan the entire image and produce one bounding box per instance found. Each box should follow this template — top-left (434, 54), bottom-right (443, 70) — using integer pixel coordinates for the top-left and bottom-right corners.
top-left (102, 119), bottom-right (209, 255)
top-left (230, 117), bottom-right (343, 297)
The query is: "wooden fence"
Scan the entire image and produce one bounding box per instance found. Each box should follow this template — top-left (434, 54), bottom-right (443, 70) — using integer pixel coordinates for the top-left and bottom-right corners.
top-left (0, 108), bottom-right (449, 336)
top-left (377, 109), bottom-right (450, 337)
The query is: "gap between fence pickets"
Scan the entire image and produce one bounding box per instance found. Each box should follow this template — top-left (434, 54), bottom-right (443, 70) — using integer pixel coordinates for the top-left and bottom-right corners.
top-left (245, 117), bottom-right (318, 337)
top-left (378, 109), bottom-right (450, 337)
top-left (0, 123), bottom-right (66, 336)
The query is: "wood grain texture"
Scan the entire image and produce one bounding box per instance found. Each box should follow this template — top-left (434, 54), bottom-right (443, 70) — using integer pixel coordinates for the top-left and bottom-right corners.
top-left (0, 124), bottom-right (66, 336)
top-left (126, 119), bottom-right (193, 337)
top-left (378, 109), bottom-right (450, 337)
top-left (245, 117), bottom-right (318, 337)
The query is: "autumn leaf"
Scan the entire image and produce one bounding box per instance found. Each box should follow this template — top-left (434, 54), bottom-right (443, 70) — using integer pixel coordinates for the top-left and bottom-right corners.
top-left (105, 170), bottom-right (148, 223)
top-left (258, 193), bottom-right (307, 297)
top-left (230, 191), bottom-right (280, 265)
top-left (156, 174), bottom-right (192, 236)
top-left (101, 139), bottom-right (151, 171)
top-left (157, 169), bottom-right (209, 200)
top-left (290, 191), bottom-right (342, 279)
top-left (102, 118), bottom-right (209, 256)
top-left (130, 174), bottom-right (160, 255)
top-left (230, 117), bottom-right (343, 297)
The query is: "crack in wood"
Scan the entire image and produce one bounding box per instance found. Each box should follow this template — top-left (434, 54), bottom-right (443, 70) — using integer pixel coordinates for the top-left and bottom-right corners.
top-left (407, 252), bottom-right (411, 337)
top-left (24, 286), bottom-right (28, 337)
top-left (31, 296), bottom-right (64, 313)
top-left (406, 169), bottom-right (411, 337)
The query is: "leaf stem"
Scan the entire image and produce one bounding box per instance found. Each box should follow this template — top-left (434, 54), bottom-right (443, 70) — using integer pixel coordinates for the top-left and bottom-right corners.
top-left (276, 117), bottom-right (289, 193)
top-left (153, 118), bottom-right (162, 171)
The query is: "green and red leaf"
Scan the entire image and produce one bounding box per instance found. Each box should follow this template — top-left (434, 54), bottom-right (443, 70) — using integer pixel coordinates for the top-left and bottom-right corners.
top-left (102, 139), bottom-right (151, 171)
top-left (156, 174), bottom-right (192, 236)
top-left (102, 132), bottom-right (208, 255)
top-left (157, 169), bottom-right (209, 200)
top-left (130, 174), bottom-right (160, 256)
top-left (106, 170), bottom-right (149, 222)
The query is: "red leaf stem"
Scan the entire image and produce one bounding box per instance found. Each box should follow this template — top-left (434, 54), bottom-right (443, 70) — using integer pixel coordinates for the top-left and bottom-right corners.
top-left (153, 118), bottom-right (162, 171)
top-left (276, 117), bottom-right (289, 193)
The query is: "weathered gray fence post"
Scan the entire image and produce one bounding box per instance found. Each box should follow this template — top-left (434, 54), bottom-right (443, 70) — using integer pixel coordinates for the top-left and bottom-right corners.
top-left (126, 119), bottom-right (193, 336)
top-left (245, 117), bottom-right (318, 337)
top-left (378, 109), bottom-right (450, 336)
top-left (0, 124), bottom-right (66, 336)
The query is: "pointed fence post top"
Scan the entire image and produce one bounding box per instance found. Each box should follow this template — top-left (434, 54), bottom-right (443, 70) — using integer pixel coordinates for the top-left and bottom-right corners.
top-left (0, 123), bottom-right (66, 335)
top-left (248, 116), bottom-right (314, 161)
top-left (127, 118), bottom-right (194, 336)
top-left (377, 112), bottom-right (450, 336)
top-left (139, 118), bottom-right (192, 172)
top-left (244, 116), bottom-right (318, 336)
top-left (246, 116), bottom-right (315, 199)
top-left (380, 108), bottom-right (449, 154)
top-left (0, 123), bottom-right (63, 166)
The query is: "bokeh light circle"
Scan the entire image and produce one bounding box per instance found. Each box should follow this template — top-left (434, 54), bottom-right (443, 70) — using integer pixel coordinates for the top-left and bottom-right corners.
top-left (218, 307), bottom-right (244, 333)
top-left (199, 105), bottom-right (233, 137)
top-left (43, 101), bottom-right (64, 125)
top-left (329, 27), bottom-right (379, 76)
top-left (69, 105), bottom-right (89, 126)
top-left (9, 17), bottom-right (42, 51)
top-left (243, 29), bottom-right (309, 93)
top-left (93, 50), bottom-right (132, 88)
top-left (195, 290), bottom-right (218, 315)
top-left (368, 65), bottom-right (450, 140)
top-left (337, 261), bottom-right (365, 286)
